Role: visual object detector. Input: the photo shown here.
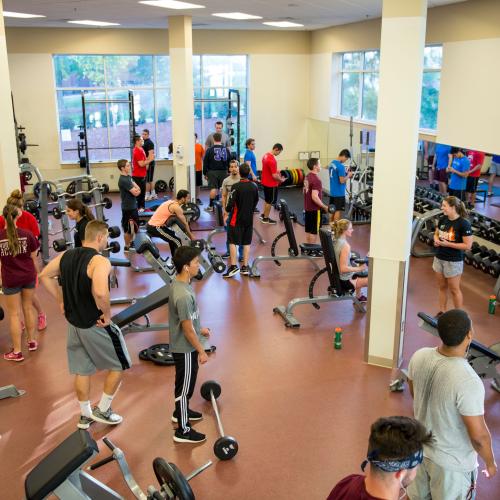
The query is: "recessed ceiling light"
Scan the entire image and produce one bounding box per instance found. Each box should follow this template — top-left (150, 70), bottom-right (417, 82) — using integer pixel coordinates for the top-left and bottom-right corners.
top-left (2, 11), bottom-right (46, 19)
top-left (139, 0), bottom-right (205, 9)
top-left (212, 12), bottom-right (262, 20)
top-left (68, 20), bottom-right (120, 26)
top-left (263, 21), bottom-right (304, 28)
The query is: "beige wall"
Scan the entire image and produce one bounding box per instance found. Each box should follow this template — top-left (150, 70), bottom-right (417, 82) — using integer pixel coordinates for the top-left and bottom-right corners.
top-left (6, 28), bottom-right (311, 187)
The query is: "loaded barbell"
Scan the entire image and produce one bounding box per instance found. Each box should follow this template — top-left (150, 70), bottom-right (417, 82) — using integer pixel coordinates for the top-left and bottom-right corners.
top-left (52, 197), bottom-right (112, 219)
top-left (53, 240), bottom-right (120, 253)
top-left (200, 380), bottom-right (239, 460)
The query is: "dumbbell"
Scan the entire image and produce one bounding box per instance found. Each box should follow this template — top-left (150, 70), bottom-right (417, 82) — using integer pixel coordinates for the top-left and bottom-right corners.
top-left (52, 197), bottom-right (113, 219)
top-left (325, 204), bottom-right (336, 214)
top-left (207, 250), bottom-right (226, 274)
top-left (487, 223), bottom-right (500, 243)
top-left (479, 250), bottom-right (499, 274)
top-left (53, 238), bottom-right (71, 252)
top-left (464, 242), bottom-right (481, 265)
top-left (101, 183), bottom-right (109, 194)
top-left (200, 380), bottom-right (238, 460)
top-left (471, 246), bottom-right (491, 270)
top-left (106, 241), bottom-right (120, 254)
top-left (108, 226), bottom-right (121, 239)
top-left (190, 239), bottom-right (206, 251)
top-left (489, 260), bottom-right (500, 278)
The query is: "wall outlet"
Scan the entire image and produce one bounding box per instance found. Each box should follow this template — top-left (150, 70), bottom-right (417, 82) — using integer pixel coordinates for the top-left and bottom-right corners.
top-left (110, 174), bottom-right (114, 179)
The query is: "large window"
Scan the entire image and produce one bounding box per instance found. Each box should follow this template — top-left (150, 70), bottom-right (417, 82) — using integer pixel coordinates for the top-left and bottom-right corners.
top-left (54, 54), bottom-right (248, 163)
top-left (337, 46), bottom-right (442, 130)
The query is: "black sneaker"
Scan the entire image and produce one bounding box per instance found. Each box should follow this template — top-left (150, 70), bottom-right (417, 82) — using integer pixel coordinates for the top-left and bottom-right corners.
top-left (254, 208), bottom-right (260, 213)
top-left (196, 198), bottom-right (203, 205)
top-left (221, 252), bottom-right (230, 259)
top-left (173, 428), bottom-right (206, 443)
top-left (91, 407), bottom-right (123, 425)
top-left (260, 217), bottom-right (268, 224)
top-left (240, 265), bottom-right (251, 276)
top-left (259, 214), bottom-right (266, 221)
top-left (223, 265), bottom-right (240, 278)
top-left (77, 415), bottom-right (94, 430)
top-left (238, 256), bottom-right (244, 263)
top-left (171, 409), bottom-right (203, 423)
top-left (267, 218), bottom-right (278, 225)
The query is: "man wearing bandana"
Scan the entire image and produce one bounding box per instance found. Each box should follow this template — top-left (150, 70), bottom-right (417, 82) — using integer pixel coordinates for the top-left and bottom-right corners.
top-left (327, 416), bottom-right (433, 499)
top-left (407, 309), bottom-right (497, 499)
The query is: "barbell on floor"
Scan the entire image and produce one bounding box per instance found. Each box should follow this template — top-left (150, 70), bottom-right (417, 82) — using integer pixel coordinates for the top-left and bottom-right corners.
top-left (200, 380), bottom-right (239, 460)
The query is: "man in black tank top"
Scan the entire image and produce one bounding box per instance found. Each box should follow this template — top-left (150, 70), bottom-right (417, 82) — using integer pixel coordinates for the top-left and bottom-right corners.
top-left (40, 220), bottom-right (131, 430)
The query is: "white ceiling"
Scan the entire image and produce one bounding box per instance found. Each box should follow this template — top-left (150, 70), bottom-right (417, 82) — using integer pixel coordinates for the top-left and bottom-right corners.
top-left (2, 0), bottom-right (468, 30)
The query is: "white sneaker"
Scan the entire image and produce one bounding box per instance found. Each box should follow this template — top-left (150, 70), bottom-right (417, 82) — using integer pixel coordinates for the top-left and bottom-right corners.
top-left (150, 193), bottom-right (158, 200)
top-left (145, 193), bottom-right (151, 201)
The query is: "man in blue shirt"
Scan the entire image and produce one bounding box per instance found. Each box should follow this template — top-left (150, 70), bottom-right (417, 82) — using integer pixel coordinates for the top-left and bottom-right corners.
top-left (446, 148), bottom-right (470, 201)
top-left (328, 149), bottom-right (351, 221)
top-left (243, 138), bottom-right (258, 181)
top-left (432, 143), bottom-right (452, 194)
top-left (487, 154), bottom-right (500, 196)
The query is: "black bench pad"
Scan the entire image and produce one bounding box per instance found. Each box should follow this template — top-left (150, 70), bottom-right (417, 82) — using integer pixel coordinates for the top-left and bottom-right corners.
top-left (134, 232), bottom-right (160, 259)
top-left (109, 257), bottom-right (131, 267)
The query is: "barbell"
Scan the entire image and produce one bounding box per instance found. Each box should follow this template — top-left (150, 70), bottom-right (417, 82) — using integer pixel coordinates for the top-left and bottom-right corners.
top-left (53, 239), bottom-right (120, 253)
top-left (52, 198), bottom-right (112, 219)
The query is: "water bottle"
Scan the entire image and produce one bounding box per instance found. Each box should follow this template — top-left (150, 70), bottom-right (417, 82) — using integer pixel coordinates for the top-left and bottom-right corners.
top-left (334, 327), bottom-right (343, 350)
top-left (488, 295), bottom-right (496, 315)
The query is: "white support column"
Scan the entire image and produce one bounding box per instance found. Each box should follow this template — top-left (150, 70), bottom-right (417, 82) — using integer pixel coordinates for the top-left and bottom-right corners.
top-left (365, 0), bottom-right (428, 368)
top-left (0, 2), bottom-right (21, 201)
top-left (168, 16), bottom-right (195, 197)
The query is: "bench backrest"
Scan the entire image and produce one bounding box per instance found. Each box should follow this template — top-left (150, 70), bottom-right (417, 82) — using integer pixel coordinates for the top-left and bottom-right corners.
top-left (279, 199), bottom-right (299, 256)
top-left (319, 229), bottom-right (346, 295)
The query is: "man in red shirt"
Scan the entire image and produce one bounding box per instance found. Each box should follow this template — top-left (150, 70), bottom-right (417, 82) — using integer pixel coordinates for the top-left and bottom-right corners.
top-left (303, 158), bottom-right (328, 244)
top-left (465, 149), bottom-right (485, 208)
top-left (259, 143), bottom-right (284, 225)
top-left (132, 135), bottom-right (154, 212)
top-left (327, 416), bottom-right (432, 500)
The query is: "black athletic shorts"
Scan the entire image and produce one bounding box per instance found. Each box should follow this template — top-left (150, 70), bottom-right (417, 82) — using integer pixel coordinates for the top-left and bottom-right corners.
top-left (227, 224), bottom-right (253, 246)
top-left (207, 170), bottom-right (227, 190)
top-left (195, 170), bottom-right (203, 187)
top-left (448, 188), bottom-right (465, 201)
top-left (304, 210), bottom-right (321, 235)
top-left (146, 162), bottom-right (155, 183)
top-left (121, 209), bottom-right (139, 234)
top-left (329, 196), bottom-right (345, 212)
top-left (263, 186), bottom-right (278, 205)
top-left (465, 176), bottom-right (479, 193)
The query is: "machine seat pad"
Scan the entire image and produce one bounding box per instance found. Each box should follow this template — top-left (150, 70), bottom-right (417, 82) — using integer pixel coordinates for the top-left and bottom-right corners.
top-left (134, 233), bottom-right (160, 259)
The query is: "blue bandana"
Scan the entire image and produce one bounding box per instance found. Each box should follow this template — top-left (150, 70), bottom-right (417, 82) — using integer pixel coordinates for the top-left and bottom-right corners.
top-left (361, 448), bottom-right (423, 473)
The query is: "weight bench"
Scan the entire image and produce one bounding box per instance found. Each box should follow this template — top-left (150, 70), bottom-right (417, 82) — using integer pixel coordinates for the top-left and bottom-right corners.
top-left (273, 228), bottom-right (366, 327)
top-left (390, 312), bottom-right (500, 393)
top-left (24, 429), bottom-right (108, 500)
top-left (206, 201), bottom-right (266, 249)
top-left (250, 199), bottom-right (322, 278)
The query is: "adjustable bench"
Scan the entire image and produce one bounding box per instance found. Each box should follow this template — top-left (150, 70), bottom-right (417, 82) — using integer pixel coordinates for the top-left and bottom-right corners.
top-left (24, 430), bottom-right (106, 500)
top-left (250, 199), bottom-right (322, 278)
top-left (390, 312), bottom-right (500, 392)
top-left (273, 228), bottom-right (366, 327)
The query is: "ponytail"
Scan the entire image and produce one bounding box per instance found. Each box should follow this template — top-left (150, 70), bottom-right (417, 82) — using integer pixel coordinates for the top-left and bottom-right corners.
top-left (330, 218), bottom-right (351, 239)
top-left (66, 198), bottom-right (95, 221)
top-left (6, 189), bottom-right (24, 209)
top-left (444, 196), bottom-right (468, 218)
top-left (2, 205), bottom-right (21, 256)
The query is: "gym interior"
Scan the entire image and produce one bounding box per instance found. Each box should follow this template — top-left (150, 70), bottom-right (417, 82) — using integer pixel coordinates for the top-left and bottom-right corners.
top-left (0, 0), bottom-right (499, 498)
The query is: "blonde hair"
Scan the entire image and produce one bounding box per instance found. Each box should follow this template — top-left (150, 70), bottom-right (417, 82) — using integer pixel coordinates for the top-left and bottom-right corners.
top-left (6, 189), bottom-right (24, 209)
top-left (84, 219), bottom-right (108, 242)
top-left (330, 219), bottom-right (351, 239)
top-left (2, 205), bottom-right (21, 256)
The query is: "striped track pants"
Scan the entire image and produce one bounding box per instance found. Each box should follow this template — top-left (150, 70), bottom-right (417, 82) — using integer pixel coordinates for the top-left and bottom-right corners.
top-left (173, 351), bottom-right (199, 433)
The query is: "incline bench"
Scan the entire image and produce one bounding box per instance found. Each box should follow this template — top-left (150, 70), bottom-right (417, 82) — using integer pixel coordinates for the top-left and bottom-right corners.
top-left (250, 199), bottom-right (322, 278)
top-left (390, 312), bottom-right (500, 393)
top-left (273, 228), bottom-right (366, 327)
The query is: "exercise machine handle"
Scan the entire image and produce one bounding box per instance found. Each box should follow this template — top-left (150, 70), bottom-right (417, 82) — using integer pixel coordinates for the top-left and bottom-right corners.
top-left (88, 454), bottom-right (115, 470)
top-left (103, 437), bottom-right (116, 451)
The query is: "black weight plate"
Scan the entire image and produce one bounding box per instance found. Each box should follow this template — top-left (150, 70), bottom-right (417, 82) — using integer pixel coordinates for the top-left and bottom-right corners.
top-left (66, 181), bottom-right (76, 195)
top-left (155, 179), bottom-right (168, 193)
top-left (200, 380), bottom-right (221, 401)
top-left (214, 436), bottom-right (239, 461)
top-left (139, 348), bottom-right (150, 361)
top-left (0, 306), bottom-right (4, 321)
top-left (169, 177), bottom-right (175, 191)
top-left (147, 344), bottom-right (174, 366)
top-left (153, 458), bottom-right (194, 500)
top-left (182, 202), bottom-right (201, 222)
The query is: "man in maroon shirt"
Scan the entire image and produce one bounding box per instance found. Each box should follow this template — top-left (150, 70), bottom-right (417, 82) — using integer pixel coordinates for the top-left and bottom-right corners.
top-left (259, 143), bottom-right (284, 225)
top-left (132, 135), bottom-right (154, 212)
top-left (327, 416), bottom-right (432, 500)
top-left (303, 157), bottom-right (328, 244)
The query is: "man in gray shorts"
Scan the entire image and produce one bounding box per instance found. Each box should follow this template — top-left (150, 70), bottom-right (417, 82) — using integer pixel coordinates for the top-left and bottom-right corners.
top-left (487, 154), bottom-right (500, 197)
top-left (203, 132), bottom-right (231, 212)
top-left (40, 220), bottom-right (131, 429)
top-left (407, 310), bottom-right (496, 499)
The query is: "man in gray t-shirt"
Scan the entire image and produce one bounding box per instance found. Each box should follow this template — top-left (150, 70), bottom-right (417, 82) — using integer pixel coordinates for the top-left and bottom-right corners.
top-left (205, 120), bottom-right (232, 150)
top-left (117, 159), bottom-right (140, 250)
top-left (407, 310), bottom-right (496, 500)
top-left (169, 246), bottom-right (211, 444)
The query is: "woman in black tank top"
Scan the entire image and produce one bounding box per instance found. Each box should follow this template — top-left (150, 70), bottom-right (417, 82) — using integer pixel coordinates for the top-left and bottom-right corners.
top-left (66, 199), bottom-right (95, 247)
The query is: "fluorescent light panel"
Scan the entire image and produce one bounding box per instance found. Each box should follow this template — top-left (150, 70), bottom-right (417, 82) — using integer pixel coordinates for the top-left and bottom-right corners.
top-left (139, 0), bottom-right (205, 9)
top-left (263, 21), bottom-right (304, 28)
top-left (212, 12), bottom-right (262, 20)
top-left (2, 11), bottom-right (46, 19)
top-left (68, 20), bottom-right (120, 26)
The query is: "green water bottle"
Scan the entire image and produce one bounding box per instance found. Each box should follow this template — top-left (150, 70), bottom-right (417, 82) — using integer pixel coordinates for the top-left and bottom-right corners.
top-left (334, 327), bottom-right (343, 349)
top-left (488, 295), bottom-right (496, 315)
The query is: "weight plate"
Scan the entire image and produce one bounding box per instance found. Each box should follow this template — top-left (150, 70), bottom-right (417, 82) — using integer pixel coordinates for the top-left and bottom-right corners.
top-left (169, 177), bottom-right (175, 191)
top-left (139, 348), bottom-right (150, 361)
top-left (153, 458), bottom-right (195, 500)
top-left (182, 202), bottom-right (201, 222)
top-left (214, 436), bottom-right (239, 461)
top-left (66, 181), bottom-right (76, 195)
top-left (155, 180), bottom-right (167, 193)
top-left (200, 380), bottom-right (221, 401)
top-left (146, 344), bottom-right (174, 366)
